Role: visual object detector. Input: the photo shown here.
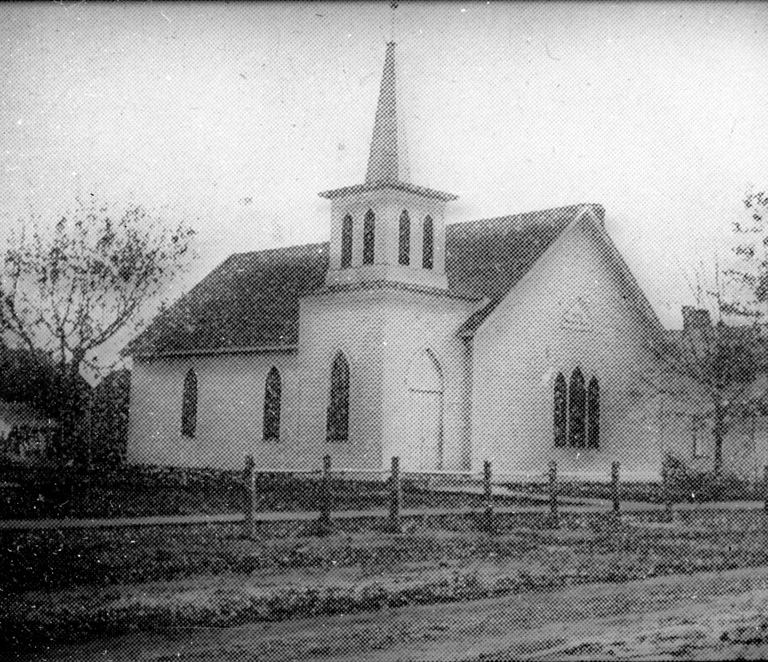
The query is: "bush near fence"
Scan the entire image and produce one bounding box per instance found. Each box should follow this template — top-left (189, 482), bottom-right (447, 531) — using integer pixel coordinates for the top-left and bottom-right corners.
top-left (0, 458), bottom-right (536, 520)
top-left (510, 459), bottom-right (767, 504)
top-left (0, 461), bottom-right (249, 519)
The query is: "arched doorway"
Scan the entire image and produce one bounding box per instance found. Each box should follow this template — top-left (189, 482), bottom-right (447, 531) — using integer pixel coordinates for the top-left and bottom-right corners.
top-left (407, 350), bottom-right (443, 471)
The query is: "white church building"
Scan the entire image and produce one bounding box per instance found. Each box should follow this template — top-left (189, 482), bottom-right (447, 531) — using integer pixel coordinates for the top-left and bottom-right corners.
top-left (125, 43), bottom-right (669, 481)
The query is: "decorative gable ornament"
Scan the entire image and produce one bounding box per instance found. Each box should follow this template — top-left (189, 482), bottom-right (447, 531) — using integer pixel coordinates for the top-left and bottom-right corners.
top-left (561, 298), bottom-right (594, 333)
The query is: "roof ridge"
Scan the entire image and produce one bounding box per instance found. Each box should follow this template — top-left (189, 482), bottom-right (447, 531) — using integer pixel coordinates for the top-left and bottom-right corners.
top-left (448, 203), bottom-right (604, 229)
top-left (228, 241), bottom-right (329, 258)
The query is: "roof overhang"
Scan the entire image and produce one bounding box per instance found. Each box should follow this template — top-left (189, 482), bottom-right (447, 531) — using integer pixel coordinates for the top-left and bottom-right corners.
top-left (319, 180), bottom-right (458, 202)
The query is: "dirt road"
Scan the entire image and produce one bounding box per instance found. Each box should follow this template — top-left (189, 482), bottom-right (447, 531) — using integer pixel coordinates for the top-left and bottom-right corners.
top-left (25, 566), bottom-right (768, 661)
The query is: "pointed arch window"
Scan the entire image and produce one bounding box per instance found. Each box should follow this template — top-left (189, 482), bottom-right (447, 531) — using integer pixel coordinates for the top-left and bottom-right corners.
top-left (554, 372), bottom-right (567, 447)
top-left (587, 376), bottom-right (600, 449)
top-left (263, 367), bottom-right (281, 441)
top-left (181, 368), bottom-right (198, 438)
top-left (398, 210), bottom-right (411, 266)
top-left (326, 352), bottom-right (350, 442)
top-left (422, 216), bottom-right (434, 269)
top-left (340, 214), bottom-right (353, 268)
top-left (363, 209), bottom-right (375, 265)
top-left (568, 367), bottom-right (586, 448)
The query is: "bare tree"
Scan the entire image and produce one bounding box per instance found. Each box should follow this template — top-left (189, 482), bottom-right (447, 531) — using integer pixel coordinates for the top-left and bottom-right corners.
top-left (0, 198), bottom-right (196, 462)
top-left (647, 246), bottom-right (767, 475)
top-left (725, 188), bottom-right (768, 321)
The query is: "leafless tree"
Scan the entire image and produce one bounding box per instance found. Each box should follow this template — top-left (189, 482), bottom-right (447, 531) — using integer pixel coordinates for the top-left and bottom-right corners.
top-left (0, 198), bottom-right (196, 462)
top-left (725, 188), bottom-right (768, 321)
top-left (647, 238), bottom-right (767, 475)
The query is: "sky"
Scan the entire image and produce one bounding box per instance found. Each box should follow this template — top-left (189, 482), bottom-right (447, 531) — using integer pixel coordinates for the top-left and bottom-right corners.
top-left (2, 0), bottom-right (768, 369)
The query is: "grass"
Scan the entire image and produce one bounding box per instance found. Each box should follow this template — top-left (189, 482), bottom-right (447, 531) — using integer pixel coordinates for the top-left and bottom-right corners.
top-left (4, 509), bottom-right (768, 652)
top-left (510, 472), bottom-right (767, 504)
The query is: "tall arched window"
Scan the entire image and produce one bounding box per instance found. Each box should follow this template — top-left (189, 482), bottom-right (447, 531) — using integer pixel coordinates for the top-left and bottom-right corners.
top-left (263, 367), bottom-right (281, 441)
top-left (340, 214), bottom-right (353, 268)
top-left (399, 210), bottom-right (410, 266)
top-left (326, 352), bottom-right (350, 442)
top-left (181, 368), bottom-right (198, 438)
top-left (554, 372), bottom-right (567, 447)
top-left (587, 376), bottom-right (600, 449)
top-left (568, 367), bottom-right (586, 448)
top-left (363, 209), bottom-right (375, 265)
top-left (422, 216), bottom-right (434, 269)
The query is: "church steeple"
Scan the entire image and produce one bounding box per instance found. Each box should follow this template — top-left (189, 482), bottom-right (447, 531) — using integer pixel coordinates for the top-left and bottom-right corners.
top-left (366, 42), bottom-right (410, 184)
top-left (320, 42), bottom-right (456, 291)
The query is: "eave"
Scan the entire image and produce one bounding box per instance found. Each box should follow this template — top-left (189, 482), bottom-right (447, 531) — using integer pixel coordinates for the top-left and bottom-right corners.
top-left (318, 180), bottom-right (458, 202)
top-left (131, 344), bottom-right (299, 360)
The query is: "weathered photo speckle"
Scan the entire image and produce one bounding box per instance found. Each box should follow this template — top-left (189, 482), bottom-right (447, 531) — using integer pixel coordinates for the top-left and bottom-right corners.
top-left (1, 2), bottom-right (768, 660)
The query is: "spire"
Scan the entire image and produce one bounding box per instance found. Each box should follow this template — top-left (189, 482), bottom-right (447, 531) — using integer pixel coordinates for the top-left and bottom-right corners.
top-left (366, 41), bottom-right (410, 184)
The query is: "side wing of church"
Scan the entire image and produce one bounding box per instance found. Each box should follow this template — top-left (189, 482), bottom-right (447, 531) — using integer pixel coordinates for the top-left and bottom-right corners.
top-left (125, 43), bottom-right (667, 481)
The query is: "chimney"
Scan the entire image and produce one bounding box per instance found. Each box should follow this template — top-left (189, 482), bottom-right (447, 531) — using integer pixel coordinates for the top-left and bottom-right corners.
top-left (681, 306), bottom-right (711, 330)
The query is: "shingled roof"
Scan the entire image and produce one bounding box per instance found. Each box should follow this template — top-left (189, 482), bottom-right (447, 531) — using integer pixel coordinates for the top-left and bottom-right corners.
top-left (126, 204), bottom-right (599, 357)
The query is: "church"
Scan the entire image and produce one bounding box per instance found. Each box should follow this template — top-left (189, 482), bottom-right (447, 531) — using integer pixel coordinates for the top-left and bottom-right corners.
top-left (125, 42), bottom-right (669, 482)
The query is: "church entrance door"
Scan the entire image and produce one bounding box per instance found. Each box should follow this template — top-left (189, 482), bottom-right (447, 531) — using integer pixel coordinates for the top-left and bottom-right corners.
top-left (406, 350), bottom-right (443, 472)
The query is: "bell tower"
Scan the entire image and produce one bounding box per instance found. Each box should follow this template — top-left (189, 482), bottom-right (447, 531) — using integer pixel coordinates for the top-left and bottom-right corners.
top-left (320, 42), bottom-right (457, 290)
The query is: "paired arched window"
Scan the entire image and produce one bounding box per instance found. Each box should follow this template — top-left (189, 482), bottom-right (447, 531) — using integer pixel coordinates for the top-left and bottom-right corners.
top-left (553, 368), bottom-right (600, 449)
top-left (340, 214), bottom-right (353, 268)
top-left (263, 367), bottom-right (281, 441)
top-left (181, 368), bottom-right (198, 438)
top-left (422, 216), bottom-right (434, 269)
top-left (399, 210), bottom-right (411, 266)
top-left (326, 352), bottom-right (350, 442)
top-left (363, 209), bottom-right (375, 265)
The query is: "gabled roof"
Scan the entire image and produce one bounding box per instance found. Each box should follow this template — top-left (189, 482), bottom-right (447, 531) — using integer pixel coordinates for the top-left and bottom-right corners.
top-left (458, 204), bottom-right (664, 339)
top-left (455, 203), bottom-right (665, 338)
top-left (126, 243), bottom-right (330, 356)
top-left (446, 205), bottom-right (591, 302)
top-left (126, 204), bottom-right (598, 357)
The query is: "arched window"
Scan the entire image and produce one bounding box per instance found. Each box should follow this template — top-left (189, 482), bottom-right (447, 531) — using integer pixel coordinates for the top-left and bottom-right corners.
top-left (568, 367), bottom-right (586, 448)
top-left (587, 376), bottom-right (600, 449)
top-left (554, 372), bottom-right (567, 447)
top-left (263, 367), bottom-right (281, 441)
top-left (181, 368), bottom-right (197, 438)
top-left (398, 210), bottom-right (410, 266)
top-left (422, 216), bottom-right (434, 269)
top-left (326, 352), bottom-right (350, 442)
top-left (340, 214), bottom-right (353, 268)
top-left (363, 209), bottom-right (375, 265)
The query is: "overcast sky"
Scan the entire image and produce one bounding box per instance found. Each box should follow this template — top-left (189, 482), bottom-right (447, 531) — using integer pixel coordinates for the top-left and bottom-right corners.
top-left (2, 1), bottom-right (768, 341)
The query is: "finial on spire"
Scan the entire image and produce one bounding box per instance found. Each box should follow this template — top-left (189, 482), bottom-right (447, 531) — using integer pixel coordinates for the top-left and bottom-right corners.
top-left (366, 40), bottom-right (410, 184)
top-left (390, 1), bottom-right (398, 42)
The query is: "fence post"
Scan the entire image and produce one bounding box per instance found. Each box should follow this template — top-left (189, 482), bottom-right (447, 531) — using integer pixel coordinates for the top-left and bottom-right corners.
top-left (242, 454), bottom-right (255, 538)
top-left (662, 454), bottom-right (672, 523)
top-left (611, 461), bottom-right (620, 518)
top-left (318, 455), bottom-right (332, 534)
top-left (388, 456), bottom-right (401, 533)
top-left (548, 460), bottom-right (559, 529)
top-left (483, 460), bottom-right (495, 534)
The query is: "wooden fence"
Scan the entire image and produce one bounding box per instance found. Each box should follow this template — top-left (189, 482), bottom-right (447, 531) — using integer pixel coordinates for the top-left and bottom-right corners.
top-left (240, 456), bottom-right (635, 538)
top-left (4, 456), bottom-right (768, 533)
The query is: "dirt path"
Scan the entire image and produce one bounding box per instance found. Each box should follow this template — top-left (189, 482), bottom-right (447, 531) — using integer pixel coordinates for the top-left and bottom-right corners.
top-left (23, 566), bottom-right (768, 661)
